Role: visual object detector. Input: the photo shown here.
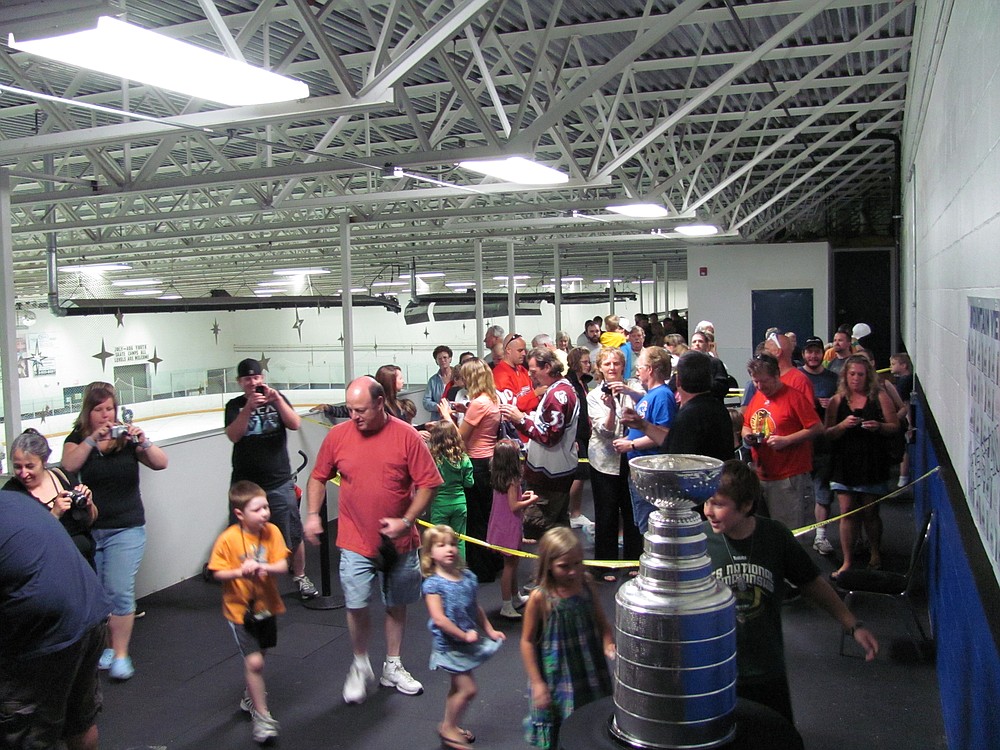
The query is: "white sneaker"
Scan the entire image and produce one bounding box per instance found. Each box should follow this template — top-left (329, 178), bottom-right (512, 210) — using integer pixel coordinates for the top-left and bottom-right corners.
top-left (240, 691), bottom-right (254, 714)
top-left (570, 514), bottom-right (593, 529)
top-left (380, 660), bottom-right (423, 695)
top-left (499, 603), bottom-right (522, 619)
top-left (515, 592), bottom-right (530, 608)
top-left (812, 536), bottom-right (834, 556)
top-left (343, 660), bottom-right (375, 704)
top-left (251, 710), bottom-right (279, 744)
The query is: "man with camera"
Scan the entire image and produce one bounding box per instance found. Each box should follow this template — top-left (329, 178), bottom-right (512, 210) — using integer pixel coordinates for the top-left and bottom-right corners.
top-left (225, 358), bottom-right (317, 600)
top-left (742, 354), bottom-right (822, 531)
top-left (304, 377), bottom-right (443, 705)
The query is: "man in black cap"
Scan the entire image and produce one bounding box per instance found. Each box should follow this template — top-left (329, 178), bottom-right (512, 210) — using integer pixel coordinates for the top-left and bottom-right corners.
top-left (225, 358), bottom-right (317, 599)
top-left (799, 336), bottom-right (840, 555)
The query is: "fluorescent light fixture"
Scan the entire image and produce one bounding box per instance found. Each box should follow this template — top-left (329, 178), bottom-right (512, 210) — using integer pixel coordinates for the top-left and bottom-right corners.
top-left (446, 281), bottom-right (476, 288)
top-left (59, 262), bottom-right (131, 273)
top-left (254, 292), bottom-right (273, 298)
top-left (458, 157), bottom-right (568, 185)
top-left (606, 203), bottom-right (670, 219)
top-left (122, 289), bottom-right (163, 296)
top-left (112, 278), bottom-right (161, 287)
top-left (493, 274), bottom-right (531, 281)
top-left (257, 280), bottom-right (294, 287)
top-left (158, 293), bottom-right (182, 300)
top-left (593, 278), bottom-right (623, 284)
top-left (336, 288), bottom-right (369, 294)
top-left (371, 281), bottom-right (407, 288)
top-left (273, 268), bottom-right (329, 276)
top-left (9, 17), bottom-right (309, 106)
top-left (674, 223), bottom-right (720, 237)
top-left (417, 272), bottom-right (446, 278)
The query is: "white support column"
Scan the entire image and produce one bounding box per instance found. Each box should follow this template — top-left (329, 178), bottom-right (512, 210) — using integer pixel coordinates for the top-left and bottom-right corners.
top-left (506, 241), bottom-right (516, 336)
top-left (553, 244), bottom-right (562, 335)
top-left (651, 262), bottom-right (659, 313)
top-left (608, 252), bottom-right (615, 314)
top-left (663, 261), bottom-right (670, 313)
top-left (0, 169), bottom-right (22, 456)
top-left (474, 239), bottom-right (484, 358)
top-left (340, 214), bottom-right (354, 385)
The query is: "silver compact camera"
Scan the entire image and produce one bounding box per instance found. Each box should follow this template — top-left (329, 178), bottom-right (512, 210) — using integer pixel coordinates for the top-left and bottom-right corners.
top-left (110, 425), bottom-right (139, 443)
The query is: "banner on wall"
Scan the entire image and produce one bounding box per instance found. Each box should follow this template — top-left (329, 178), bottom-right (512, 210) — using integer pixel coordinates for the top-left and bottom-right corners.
top-left (967, 297), bottom-right (1000, 579)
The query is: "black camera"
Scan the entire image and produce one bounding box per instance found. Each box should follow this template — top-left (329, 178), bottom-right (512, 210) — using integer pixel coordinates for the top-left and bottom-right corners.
top-left (68, 489), bottom-right (89, 510)
top-left (255, 385), bottom-right (266, 395)
top-left (601, 381), bottom-right (613, 395)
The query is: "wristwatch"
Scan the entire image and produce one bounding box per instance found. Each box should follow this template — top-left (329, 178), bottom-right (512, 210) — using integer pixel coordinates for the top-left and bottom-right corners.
top-left (845, 621), bottom-right (865, 636)
top-left (401, 517), bottom-right (413, 529)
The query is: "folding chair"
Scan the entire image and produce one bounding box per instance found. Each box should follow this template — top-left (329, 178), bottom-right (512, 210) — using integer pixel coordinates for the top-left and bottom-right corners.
top-left (834, 512), bottom-right (933, 656)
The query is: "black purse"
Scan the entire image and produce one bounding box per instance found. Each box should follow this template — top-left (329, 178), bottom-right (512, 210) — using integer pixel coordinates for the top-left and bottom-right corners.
top-left (244, 599), bottom-right (278, 650)
top-left (372, 533), bottom-right (399, 572)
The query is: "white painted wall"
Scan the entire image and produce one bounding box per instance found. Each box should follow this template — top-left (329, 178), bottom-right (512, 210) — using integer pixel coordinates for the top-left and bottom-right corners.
top-left (9, 290), bottom-right (682, 422)
top-left (901, 0), bottom-right (1000, 576)
top-left (686, 242), bottom-right (831, 374)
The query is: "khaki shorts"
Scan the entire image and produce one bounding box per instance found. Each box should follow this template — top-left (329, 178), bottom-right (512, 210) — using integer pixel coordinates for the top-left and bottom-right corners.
top-left (760, 472), bottom-right (815, 531)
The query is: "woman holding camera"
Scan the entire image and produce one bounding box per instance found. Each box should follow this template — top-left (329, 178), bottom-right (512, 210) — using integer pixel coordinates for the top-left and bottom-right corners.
top-left (586, 347), bottom-right (643, 582)
top-left (825, 355), bottom-right (898, 579)
top-left (62, 381), bottom-right (168, 681)
top-left (3, 427), bottom-right (97, 566)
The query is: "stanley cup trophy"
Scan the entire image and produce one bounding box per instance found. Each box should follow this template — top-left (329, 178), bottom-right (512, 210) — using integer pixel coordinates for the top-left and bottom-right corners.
top-left (611, 454), bottom-right (737, 749)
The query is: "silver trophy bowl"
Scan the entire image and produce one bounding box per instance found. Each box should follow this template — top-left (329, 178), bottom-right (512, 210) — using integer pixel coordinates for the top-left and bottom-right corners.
top-left (611, 454), bottom-right (737, 749)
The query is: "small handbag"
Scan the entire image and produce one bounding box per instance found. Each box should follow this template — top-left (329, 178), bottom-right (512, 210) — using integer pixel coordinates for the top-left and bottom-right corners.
top-left (243, 598), bottom-right (278, 650)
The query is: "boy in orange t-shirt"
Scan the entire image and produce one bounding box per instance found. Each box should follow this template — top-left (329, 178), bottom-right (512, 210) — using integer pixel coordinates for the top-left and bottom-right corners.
top-left (208, 480), bottom-right (289, 744)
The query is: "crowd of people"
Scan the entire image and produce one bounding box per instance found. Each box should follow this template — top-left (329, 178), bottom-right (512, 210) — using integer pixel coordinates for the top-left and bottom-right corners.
top-left (0, 311), bottom-right (914, 749)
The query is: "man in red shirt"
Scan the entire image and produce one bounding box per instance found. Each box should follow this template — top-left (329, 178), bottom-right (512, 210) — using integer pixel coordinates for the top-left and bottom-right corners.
top-left (492, 332), bottom-right (541, 413)
top-left (764, 332), bottom-right (815, 403)
top-left (742, 354), bottom-right (822, 531)
top-left (305, 377), bottom-right (443, 706)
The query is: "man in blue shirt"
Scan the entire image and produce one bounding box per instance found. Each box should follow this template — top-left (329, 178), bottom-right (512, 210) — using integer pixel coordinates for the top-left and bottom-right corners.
top-left (0, 491), bottom-right (112, 750)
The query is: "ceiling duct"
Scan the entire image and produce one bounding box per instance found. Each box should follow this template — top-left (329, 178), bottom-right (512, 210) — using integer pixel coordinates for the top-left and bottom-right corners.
top-left (403, 291), bottom-right (637, 325)
top-left (57, 294), bottom-right (401, 316)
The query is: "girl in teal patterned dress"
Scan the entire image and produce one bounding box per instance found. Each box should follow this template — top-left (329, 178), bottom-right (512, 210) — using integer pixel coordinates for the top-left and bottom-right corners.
top-left (520, 527), bottom-right (616, 749)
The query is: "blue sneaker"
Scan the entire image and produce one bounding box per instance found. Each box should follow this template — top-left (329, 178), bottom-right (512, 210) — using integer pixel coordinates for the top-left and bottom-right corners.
top-left (109, 656), bottom-right (135, 681)
top-left (98, 648), bottom-right (115, 671)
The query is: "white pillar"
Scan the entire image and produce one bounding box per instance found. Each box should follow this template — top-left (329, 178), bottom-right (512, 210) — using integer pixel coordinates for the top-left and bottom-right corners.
top-left (506, 241), bottom-right (516, 336)
top-left (475, 239), bottom-right (484, 357)
top-left (340, 214), bottom-right (354, 384)
top-left (553, 244), bottom-right (562, 335)
top-left (608, 252), bottom-right (615, 314)
top-left (0, 169), bottom-right (22, 455)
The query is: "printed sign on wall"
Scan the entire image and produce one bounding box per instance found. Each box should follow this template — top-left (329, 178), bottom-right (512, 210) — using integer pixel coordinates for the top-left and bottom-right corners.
top-left (967, 297), bottom-right (1000, 580)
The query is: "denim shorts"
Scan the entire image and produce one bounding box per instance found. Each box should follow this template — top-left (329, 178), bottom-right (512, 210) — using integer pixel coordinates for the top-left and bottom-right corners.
top-left (265, 478), bottom-right (303, 551)
top-left (830, 481), bottom-right (888, 496)
top-left (228, 620), bottom-right (265, 658)
top-left (92, 525), bottom-right (146, 616)
top-left (339, 548), bottom-right (422, 610)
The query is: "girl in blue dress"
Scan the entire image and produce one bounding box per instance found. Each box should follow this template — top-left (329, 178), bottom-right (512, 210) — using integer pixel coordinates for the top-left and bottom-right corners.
top-left (421, 525), bottom-right (505, 750)
top-left (520, 527), bottom-right (615, 749)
